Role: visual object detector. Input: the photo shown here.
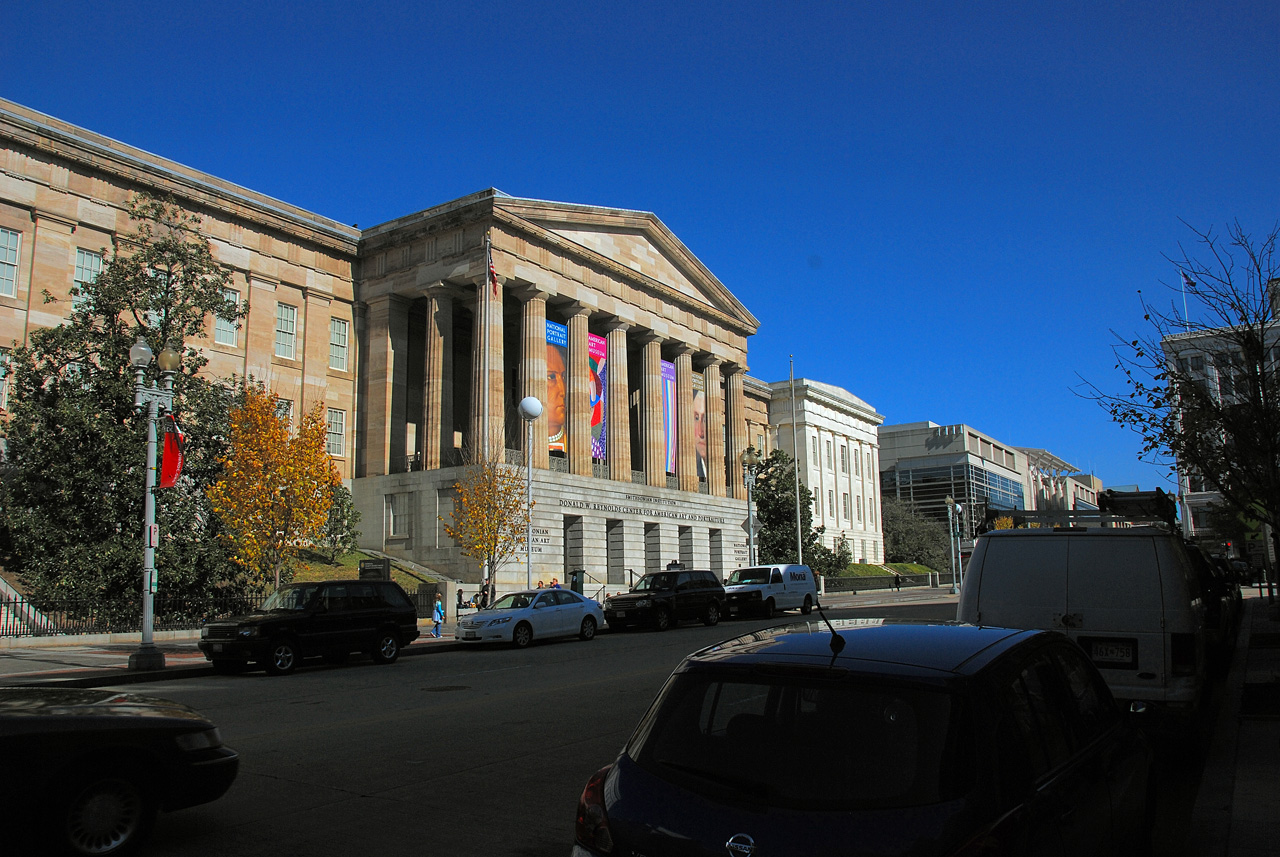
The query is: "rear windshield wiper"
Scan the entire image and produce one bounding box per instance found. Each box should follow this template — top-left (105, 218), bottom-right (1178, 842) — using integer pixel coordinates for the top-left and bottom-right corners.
top-left (655, 759), bottom-right (771, 797)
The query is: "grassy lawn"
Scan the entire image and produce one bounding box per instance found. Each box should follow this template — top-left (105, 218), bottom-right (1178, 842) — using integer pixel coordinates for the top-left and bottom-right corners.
top-left (829, 562), bottom-right (937, 578)
top-left (290, 550), bottom-right (438, 594)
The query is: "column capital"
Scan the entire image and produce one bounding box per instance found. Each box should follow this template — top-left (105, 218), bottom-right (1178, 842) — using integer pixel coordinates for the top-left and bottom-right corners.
top-left (669, 342), bottom-right (697, 358)
top-left (564, 299), bottom-right (595, 318)
top-left (512, 283), bottom-right (552, 303)
top-left (633, 329), bottom-right (665, 346)
top-left (600, 318), bottom-right (631, 335)
top-left (697, 355), bottom-right (724, 371)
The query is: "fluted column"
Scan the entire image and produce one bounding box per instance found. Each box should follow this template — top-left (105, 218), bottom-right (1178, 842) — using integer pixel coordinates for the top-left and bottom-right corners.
top-left (519, 289), bottom-right (549, 470)
top-left (366, 294), bottom-right (411, 476)
top-left (703, 359), bottom-right (725, 497)
top-left (725, 367), bottom-right (747, 500)
top-left (471, 273), bottom-right (504, 459)
top-left (673, 346), bottom-right (697, 492)
top-left (566, 305), bottom-right (592, 476)
top-left (604, 321), bottom-right (632, 481)
top-left (639, 333), bottom-right (666, 487)
top-left (421, 284), bottom-right (454, 470)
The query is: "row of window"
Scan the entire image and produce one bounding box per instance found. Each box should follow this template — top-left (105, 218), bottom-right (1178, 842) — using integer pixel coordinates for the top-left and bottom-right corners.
top-left (214, 288), bottom-right (350, 371)
top-left (810, 434), bottom-right (874, 477)
top-left (0, 228), bottom-right (104, 303)
top-left (814, 489), bottom-right (877, 527)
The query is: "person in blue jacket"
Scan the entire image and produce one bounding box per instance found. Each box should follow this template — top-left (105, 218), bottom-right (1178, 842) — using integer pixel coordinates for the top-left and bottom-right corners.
top-left (432, 593), bottom-right (445, 638)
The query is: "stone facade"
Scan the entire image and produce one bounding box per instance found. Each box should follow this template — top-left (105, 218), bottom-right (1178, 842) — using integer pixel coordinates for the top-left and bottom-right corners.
top-left (768, 378), bottom-right (885, 562)
top-left (0, 99), bottom-right (769, 592)
top-left (0, 99), bottom-right (360, 478)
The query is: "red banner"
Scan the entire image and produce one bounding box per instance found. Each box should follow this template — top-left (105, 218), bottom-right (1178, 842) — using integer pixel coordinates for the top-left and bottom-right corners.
top-left (159, 415), bottom-right (185, 489)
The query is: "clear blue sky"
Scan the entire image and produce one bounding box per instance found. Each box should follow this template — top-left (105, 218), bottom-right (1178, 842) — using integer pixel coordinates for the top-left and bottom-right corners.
top-left (5, 1), bottom-right (1278, 491)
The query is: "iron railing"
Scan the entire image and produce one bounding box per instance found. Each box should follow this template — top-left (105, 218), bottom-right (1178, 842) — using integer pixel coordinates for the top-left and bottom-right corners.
top-left (0, 593), bottom-right (267, 638)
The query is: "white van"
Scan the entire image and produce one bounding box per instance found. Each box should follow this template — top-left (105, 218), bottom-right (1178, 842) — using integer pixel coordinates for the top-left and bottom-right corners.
top-left (957, 526), bottom-right (1207, 718)
top-left (723, 564), bottom-right (817, 619)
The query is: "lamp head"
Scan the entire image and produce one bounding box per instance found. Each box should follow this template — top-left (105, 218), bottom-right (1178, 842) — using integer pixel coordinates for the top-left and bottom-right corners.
top-left (518, 396), bottom-right (543, 421)
top-left (129, 336), bottom-right (153, 369)
top-left (740, 446), bottom-right (762, 468)
top-left (156, 344), bottom-right (182, 373)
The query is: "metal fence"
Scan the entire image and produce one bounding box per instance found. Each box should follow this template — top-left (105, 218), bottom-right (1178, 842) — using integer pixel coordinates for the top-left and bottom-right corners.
top-left (0, 593), bottom-right (267, 638)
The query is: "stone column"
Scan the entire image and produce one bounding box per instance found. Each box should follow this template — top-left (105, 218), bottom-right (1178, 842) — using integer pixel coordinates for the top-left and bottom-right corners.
top-left (421, 283), bottom-right (453, 470)
top-left (639, 333), bottom-right (666, 487)
top-left (566, 305), bottom-right (592, 476)
top-left (703, 360), bottom-right (725, 497)
top-left (470, 273), bottom-right (504, 459)
top-left (365, 293), bottom-right (411, 476)
top-left (725, 367), bottom-right (747, 500)
top-left (673, 346), bottom-right (697, 492)
top-left (604, 321), bottom-right (632, 482)
top-left (519, 288), bottom-right (550, 470)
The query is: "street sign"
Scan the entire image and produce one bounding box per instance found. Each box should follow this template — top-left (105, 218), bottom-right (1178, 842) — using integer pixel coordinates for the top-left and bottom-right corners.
top-left (741, 514), bottom-right (760, 537)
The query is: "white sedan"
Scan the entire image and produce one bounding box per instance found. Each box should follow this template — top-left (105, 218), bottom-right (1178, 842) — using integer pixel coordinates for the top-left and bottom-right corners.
top-left (455, 589), bottom-right (604, 648)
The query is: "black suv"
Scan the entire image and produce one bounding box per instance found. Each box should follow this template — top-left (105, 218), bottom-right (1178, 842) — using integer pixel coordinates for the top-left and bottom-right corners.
top-left (198, 579), bottom-right (420, 675)
top-left (603, 566), bottom-right (725, 631)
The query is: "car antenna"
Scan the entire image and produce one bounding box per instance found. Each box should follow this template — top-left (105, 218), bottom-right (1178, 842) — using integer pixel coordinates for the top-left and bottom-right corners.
top-left (813, 599), bottom-right (845, 655)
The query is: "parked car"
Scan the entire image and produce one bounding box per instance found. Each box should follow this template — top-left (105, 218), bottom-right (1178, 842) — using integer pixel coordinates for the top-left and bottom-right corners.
top-left (722, 563), bottom-right (816, 618)
top-left (958, 526), bottom-right (1207, 729)
top-left (603, 566), bottom-right (725, 631)
top-left (1185, 544), bottom-right (1242, 666)
top-left (198, 579), bottom-right (420, 675)
top-left (0, 687), bottom-right (239, 856)
top-left (454, 588), bottom-right (603, 647)
top-left (573, 622), bottom-right (1151, 857)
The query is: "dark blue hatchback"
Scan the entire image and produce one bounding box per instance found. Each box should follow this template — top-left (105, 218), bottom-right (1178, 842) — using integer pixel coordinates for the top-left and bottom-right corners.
top-left (573, 621), bottom-right (1151, 857)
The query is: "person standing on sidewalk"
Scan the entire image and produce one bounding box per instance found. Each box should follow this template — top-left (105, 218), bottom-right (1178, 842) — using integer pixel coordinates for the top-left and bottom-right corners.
top-left (432, 594), bottom-right (445, 638)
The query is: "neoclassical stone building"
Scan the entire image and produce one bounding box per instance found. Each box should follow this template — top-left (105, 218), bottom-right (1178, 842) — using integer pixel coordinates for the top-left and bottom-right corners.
top-left (0, 99), bottom-right (771, 590)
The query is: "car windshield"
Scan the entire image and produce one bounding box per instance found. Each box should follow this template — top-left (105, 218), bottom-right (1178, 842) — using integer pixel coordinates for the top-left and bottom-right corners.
top-left (633, 573), bottom-right (677, 592)
top-left (260, 584), bottom-right (321, 612)
top-left (490, 593), bottom-right (533, 611)
top-left (628, 670), bottom-right (970, 810)
top-left (726, 567), bottom-right (770, 585)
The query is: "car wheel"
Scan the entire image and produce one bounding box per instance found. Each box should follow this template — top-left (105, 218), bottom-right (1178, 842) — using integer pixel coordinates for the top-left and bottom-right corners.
top-left (579, 615), bottom-right (597, 641)
top-left (263, 638), bottom-right (299, 676)
top-left (371, 630), bottom-right (400, 664)
top-left (53, 767), bottom-right (157, 857)
top-left (210, 659), bottom-right (246, 675)
top-left (703, 601), bottom-right (720, 626)
top-left (654, 607), bottom-right (672, 632)
top-left (801, 595), bottom-right (813, 615)
top-left (322, 650), bottom-right (350, 666)
top-left (762, 598), bottom-right (775, 620)
top-left (513, 622), bottom-right (533, 648)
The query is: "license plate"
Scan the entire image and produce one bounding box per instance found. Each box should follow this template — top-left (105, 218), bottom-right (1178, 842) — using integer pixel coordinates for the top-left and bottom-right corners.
top-left (211, 643), bottom-right (223, 652)
top-left (614, 610), bottom-right (625, 618)
top-left (463, 632), bottom-right (477, 639)
top-left (1079, 636), bottom-right (1138, 669)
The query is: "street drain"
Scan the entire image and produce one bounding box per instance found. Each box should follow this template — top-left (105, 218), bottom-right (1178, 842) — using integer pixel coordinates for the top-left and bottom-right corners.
top-left (1240, 682), bottom-right (1280, 718)
top-left (422, 685), bottom-right (469, 693)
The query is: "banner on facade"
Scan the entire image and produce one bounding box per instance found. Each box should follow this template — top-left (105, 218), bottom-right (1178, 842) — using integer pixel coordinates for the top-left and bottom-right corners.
top-left (545, 320), bottom-right (609, 460)
top-left (692, 371), bottom-right (706, 479)
top-left (661, 360), bottom-right (677, 473)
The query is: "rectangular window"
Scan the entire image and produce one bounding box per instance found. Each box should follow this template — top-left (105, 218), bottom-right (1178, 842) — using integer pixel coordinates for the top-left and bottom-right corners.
top-left (215, 288), bottom-right (239, 346)
top-left (274, 398), bottom-right (293, 422)
top-left (387, 493), bottom-right (408, 537)
top-left (842, 492), bottom-right (850, 519)
top-left (0, 228), bottom-right (19, 297)
top-left (811, 436), bottom-right (818, 464)
top-left (857, 495), bottom-right (863, 522)
top-left (329, 317), bottom-right (349, 371)
top-left (275, 303), bottom-right (297, 359)
top-left (855, 449), bottom-right (861, 477)
top-left (327, 408), bottom-right (346, 456)
top-left (870, 498), bottom-right (876, 526)
top-left (827, 489), bottom-right (834, 514)
top-left (73, 248), bottom-right (102, 309)
top-left (867, 451), bottom-right (873, 474)
top-left (825, 439), bottom-right (833, 470)
top-left (814, 494), bottom-right (821, 516)
top-left (841, 445), bottom-right (848, 474)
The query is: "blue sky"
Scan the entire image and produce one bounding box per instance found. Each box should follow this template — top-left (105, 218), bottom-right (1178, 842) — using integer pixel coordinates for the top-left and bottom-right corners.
top-left (5, 1), bottom-right (1277, 490)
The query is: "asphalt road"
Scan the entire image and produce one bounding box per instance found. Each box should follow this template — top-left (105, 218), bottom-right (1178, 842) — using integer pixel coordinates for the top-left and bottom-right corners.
top-left (87, 600), bottom-right (1205, 857)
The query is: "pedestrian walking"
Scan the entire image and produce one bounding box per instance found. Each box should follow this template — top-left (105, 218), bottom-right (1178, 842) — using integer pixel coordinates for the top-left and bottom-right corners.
top-left (432, 593), bottom-right (445, 638)
top-left (893, 572), bottom-right (902, 592)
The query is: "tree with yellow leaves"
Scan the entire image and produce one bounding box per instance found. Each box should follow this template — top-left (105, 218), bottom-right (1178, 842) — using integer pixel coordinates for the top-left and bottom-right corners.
top-left (208, 385), bottom-right (339, 590)
top-left (442, 438), bottom-right (531, 600)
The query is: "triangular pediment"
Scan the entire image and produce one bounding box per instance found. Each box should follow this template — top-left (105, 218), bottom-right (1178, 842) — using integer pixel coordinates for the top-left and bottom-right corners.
top-left (496, 196), bottom-right (758, 333)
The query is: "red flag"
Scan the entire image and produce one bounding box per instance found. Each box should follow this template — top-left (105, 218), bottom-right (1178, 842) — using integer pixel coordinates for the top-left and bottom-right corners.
top-left (488, 236), bottom-right (499, 297)
top-left (159, 415), bottom-right (185, 489)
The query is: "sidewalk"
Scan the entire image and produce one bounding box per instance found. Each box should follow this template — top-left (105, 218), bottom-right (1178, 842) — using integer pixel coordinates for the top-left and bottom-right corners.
top-left (1191, 588), bottom-right (1280, 857)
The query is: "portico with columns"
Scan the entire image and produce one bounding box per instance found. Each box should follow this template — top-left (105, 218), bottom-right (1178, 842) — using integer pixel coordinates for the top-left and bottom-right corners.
top-left (351, 190), bottom-right (763, 592)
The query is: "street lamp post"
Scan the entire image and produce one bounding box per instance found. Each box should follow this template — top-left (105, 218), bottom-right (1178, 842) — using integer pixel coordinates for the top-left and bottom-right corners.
top-left (518, 396), bottom-right (543, 591)
top-left (128, 336), bottom-right (181, 671)
top-left (741, 446), bottom-right (763, 566)
top-left (945, 496), bottom-right (958, 595)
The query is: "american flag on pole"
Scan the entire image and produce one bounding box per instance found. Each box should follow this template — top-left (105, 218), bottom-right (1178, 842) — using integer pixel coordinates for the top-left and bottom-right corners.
top-left (487, 234), bottom-right (499, 297)
top-left (1182, 271), bottom-right (1196, 289)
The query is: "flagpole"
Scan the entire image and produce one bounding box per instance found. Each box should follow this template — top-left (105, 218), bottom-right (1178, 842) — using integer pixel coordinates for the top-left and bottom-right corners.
top-left (790, 357), bottom-right (803, 565)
